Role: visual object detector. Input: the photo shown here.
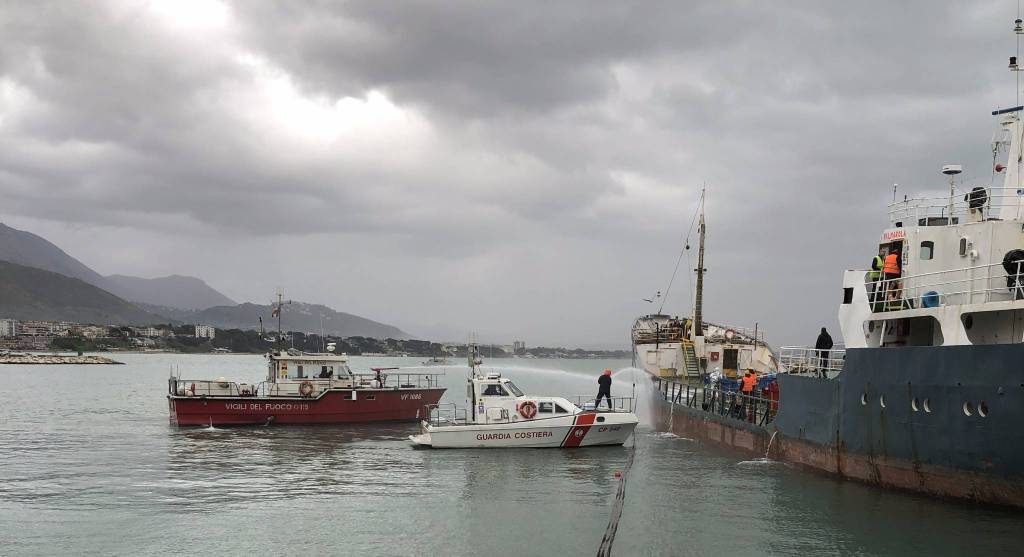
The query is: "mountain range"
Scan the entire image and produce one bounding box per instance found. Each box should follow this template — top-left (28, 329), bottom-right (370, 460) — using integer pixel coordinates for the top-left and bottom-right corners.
top-left (0, 223), bottom-right (234, 310)
top-left (0, 260), bottom-right (168, 325)
top-left (0, 222), bottom-right (409, 338)
top-left (145, 302), bottom-right (407, 339)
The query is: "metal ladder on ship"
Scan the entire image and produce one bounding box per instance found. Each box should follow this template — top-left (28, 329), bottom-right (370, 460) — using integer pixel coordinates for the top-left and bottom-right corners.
top-left (679, 340), bottom-right (700, 381)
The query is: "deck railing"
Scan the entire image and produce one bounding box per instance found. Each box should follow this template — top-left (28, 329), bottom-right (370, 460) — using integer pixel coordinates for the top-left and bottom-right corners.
top-left (169, 370), bottom-right (445, 398)
top-left (632, 320), bottom-right (766, 344)
top-left (778, 346), bottom-right (846, 377)
top-left (887, 185), bottom-right (1020, 225)
top-left (571, 395), bottom-right (637, 413)
top-left (655, 378), bottom-right (778, 426)
top-left (867, 260), bottom-right (1024, 312)
top-left (424, 403), bottom-right (469, 427)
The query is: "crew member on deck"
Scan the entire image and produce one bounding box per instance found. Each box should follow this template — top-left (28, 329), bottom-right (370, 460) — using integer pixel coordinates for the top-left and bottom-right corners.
top-left (883, 248), bottom-right (901, 306)
top-left (869, 248), bottom-right (885, 308)
top-left (740, 370), bottom-right (757, 422)
top-left (815, 327), bottom-right (834, 377)
top-left (596, 369), bottom-right (613, 409)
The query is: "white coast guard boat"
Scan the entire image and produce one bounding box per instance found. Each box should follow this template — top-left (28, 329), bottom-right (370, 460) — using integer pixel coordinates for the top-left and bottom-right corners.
top-left (409, 345), bottom-right (639, 448)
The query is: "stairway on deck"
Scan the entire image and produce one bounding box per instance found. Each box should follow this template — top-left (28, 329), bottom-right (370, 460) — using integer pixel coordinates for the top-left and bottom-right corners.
top-left (680, 341), bottom-right (700, 378)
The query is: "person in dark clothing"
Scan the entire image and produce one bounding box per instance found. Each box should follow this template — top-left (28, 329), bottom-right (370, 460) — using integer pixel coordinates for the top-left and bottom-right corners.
top-left (814, 327), bottom-right (834, 378)
top-left (596, 369), bottom-right (613, 409)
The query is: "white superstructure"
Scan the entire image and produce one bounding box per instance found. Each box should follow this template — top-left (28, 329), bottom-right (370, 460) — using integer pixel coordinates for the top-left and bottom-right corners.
top-left (839, 105), bottom-right (1024, 349)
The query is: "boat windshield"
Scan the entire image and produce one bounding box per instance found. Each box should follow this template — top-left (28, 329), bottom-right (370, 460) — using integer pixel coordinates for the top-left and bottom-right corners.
top-left (505, 381), bottom-right (524, 397)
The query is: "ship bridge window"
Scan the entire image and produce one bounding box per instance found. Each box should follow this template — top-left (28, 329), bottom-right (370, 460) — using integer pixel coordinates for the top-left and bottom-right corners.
top-left (555, 403), bottom-right (569, 413)
top-left (482, 384), bottom-right (509, 396)
top-left (920, 241), bottom-right (934, 260)
top-left (505, 381), bottom-right (524, 397)
top-left (538, 402), bottom-right (554, 413)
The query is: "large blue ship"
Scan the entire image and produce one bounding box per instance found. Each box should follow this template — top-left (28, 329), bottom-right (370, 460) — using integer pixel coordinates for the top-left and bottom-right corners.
top-left (637, 19), bottom-right (1024, 508)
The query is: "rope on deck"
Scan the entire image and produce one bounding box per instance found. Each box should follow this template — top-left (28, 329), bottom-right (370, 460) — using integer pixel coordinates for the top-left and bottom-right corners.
top-left (594, 443), bottom-right (636, 557)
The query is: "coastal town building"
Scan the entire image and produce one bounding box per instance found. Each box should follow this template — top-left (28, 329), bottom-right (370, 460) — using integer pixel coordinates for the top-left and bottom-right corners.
top-left (19, 320), bottom-right (57, 337)
top-left (71, 325), bottom-right (112, 339)
top-left (0, 319), bottom-right (17, 337)
top-left (133, 327), bottom-right (162, 338)
top-left (512, 340), bottom-right (526, 355)
top-left (194, 324), bottom-right (216, 339)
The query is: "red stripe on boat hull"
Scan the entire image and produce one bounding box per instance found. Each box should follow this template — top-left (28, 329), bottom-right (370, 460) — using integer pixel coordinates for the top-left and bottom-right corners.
top-left (561, 413), bottom-right (597, 447)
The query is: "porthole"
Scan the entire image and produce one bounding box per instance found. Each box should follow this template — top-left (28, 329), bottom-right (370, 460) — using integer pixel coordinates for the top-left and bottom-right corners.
top-left (978, 401), bottom-right (988, 417)
top-left (911, 398), bottom-right (919, 412)
top-left (963, 401), bottom-right (974, 416)
top-left (860, 392), bottom-right (868, 406)
top-left (923, 398), bottom-right (932, 413)
top-left (879, 395), bottom-right (887, 408)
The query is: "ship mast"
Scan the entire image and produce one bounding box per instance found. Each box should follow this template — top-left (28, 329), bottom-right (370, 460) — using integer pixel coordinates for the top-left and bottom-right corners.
top-left (273, 292), bottom-right (290, 350)
top-left (693, 190), bottom-right (706, 338)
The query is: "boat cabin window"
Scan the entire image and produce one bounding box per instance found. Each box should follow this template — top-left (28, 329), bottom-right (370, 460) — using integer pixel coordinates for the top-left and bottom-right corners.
top-left (482, 383), bottom-right (509, 396)
top-left (554, 403), bottom-right (569, 413)
top-left (319, 365), bottom-right (333, 378)
top-left (505, 381), bottom-right (524, 397)
top-left (920, 241), bottom-right (934, 260)
top-left (297, 365), bottom-right (304, 378)
top-left (538, 402), bottom-right (554, 413)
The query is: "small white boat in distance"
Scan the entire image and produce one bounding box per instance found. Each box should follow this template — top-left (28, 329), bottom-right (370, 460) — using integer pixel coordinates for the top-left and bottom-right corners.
top-left (409, 345), bottom-right (639, 448)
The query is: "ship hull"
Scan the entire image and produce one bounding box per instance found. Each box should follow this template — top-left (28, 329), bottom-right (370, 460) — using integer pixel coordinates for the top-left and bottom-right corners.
top-left (648, 344), bottom-right (1024, 508)
top-left (168, 388), bottom-right (445, 426)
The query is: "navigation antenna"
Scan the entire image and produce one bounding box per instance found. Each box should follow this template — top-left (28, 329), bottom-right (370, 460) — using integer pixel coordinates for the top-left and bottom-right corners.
top-left (272, 292), bottom-right (291, 349)
top-left (1012, 9), bottom-right (1024, 105)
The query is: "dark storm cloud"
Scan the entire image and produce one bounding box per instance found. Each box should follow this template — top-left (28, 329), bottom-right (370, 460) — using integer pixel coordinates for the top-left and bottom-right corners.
top-left (0, 0), bottom-right (1015, 345)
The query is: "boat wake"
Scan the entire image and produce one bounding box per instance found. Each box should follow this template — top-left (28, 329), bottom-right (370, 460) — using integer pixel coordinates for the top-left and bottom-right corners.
top-left (650, 432), bottom-right (693, 441)
top-left (737, 458), bottom-right (778, 466)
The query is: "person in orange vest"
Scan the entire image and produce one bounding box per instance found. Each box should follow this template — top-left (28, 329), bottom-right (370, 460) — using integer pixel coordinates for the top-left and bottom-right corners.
top-left (882, 249), bottom-right (901, 305)
top-left (740, 370), bottom-right (758, 421)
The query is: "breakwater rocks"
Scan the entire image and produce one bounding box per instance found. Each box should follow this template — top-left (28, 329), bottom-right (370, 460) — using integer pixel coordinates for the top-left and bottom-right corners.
top-left (0, 354), bottom-right (124, 365)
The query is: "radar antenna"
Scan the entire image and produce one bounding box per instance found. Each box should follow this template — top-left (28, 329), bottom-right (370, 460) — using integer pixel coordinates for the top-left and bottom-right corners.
top-left (1012, 7), bottom-right (1024, 104)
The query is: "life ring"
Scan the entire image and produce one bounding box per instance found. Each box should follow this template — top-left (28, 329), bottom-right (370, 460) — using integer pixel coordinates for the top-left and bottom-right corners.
top-left (299, 381), bottom-right (315, 398)
top-left (517, 400), bottom-right (538, 419)
top-left (724, 329), bottom-right (736, 340)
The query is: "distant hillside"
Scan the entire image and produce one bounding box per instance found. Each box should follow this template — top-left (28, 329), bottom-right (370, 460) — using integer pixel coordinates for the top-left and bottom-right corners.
top-left (105, 274), bottom-right (235, 310)
top-left (174, 302), bottom-right (409, 339)
top-left (0, 222), bottom-right (234, 311)
top-left (0, 260), bottom-right (168, 325)
top-left (0, 223), bottom-right (107, 285)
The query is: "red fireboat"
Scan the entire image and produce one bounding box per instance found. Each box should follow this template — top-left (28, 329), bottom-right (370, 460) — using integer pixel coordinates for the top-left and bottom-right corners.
top-left (167, 349), bottom-right (446, 426)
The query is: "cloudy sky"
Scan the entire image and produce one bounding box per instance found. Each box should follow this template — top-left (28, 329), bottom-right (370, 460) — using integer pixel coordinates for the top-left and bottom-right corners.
top-left (0, 1), bottom-right (1018, 347)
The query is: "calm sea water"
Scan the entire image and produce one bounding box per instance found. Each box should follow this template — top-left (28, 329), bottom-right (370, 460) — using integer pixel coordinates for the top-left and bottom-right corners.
top-left (0, 354), bottom-right (1020, 556)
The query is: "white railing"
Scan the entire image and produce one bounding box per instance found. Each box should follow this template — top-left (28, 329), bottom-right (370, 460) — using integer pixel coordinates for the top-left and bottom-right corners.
top-left (778, 346), bottom-right (846, 377)
top-left (887, 186), bottom-right (1023, 225)
top-left (704, 322), bottom-right (766, 343)
top-left (867, 260), bottom-right (1024, 312)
